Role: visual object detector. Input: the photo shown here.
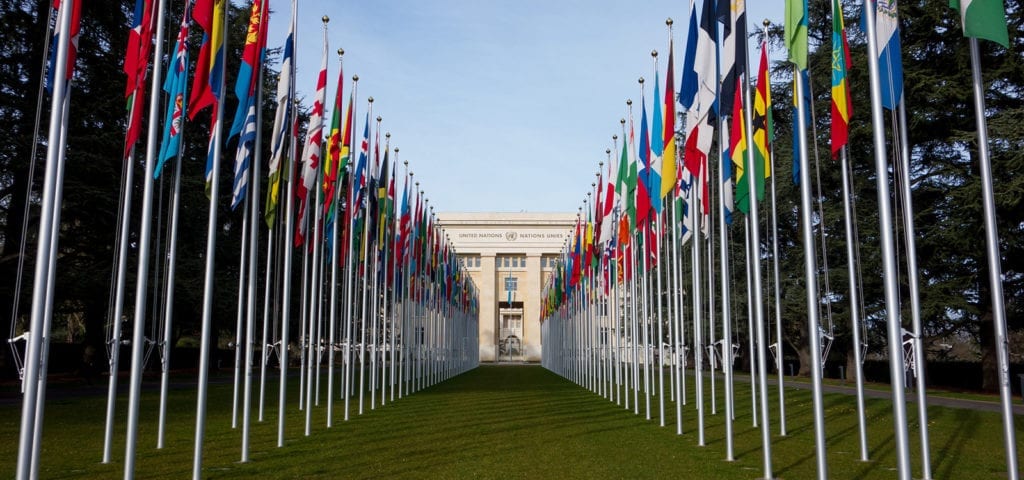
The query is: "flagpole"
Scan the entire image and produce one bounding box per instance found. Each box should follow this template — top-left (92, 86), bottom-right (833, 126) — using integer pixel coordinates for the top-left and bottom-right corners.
top-left (157, 125), bottom-right (185, 449)
top-left (863, 3), bottom-right (912, 477)
top-left (840, 146), bottom-right (869, 461)
top-left (670, 160), bottom-right (684, 435)
top-left (762, 20), bottom-right (787, 438)
top-left (690, 179), bottom-right (704, 446)
top-left (718, 111), bottom-right (735, 463)
top-left (30, 74), bottom-right (74, 480)
top-left (744, 217), bottom-right (757, 429)
top-left (192, 0), bottom-right (228, 476)
top-left (276, 55), bottom-right (300, 433)
top-left (123, 0), bottom-right (167, 475)
top-left (232, 188), bottom-right (251, 430)
top-left (793, 63), bottom-right (828, 480)
top-left (968, 35), bottom-right (1019, 480)
top-left (258, 175), bottom-right (276, 424)
top-left (740, 14), bottom-right (773, 477)
top-left (326, 50), bottom-right (345, 427)
top-left (241, 27), bottom-right (267, 461)
top-left (343, 77), bottom-right (360, 419)
top-left (895, 97), bottom-right (932, 479)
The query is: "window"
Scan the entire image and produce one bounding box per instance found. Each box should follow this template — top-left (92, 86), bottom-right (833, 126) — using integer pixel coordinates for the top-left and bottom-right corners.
top-left (504, 276), bottom-right (518, 292)
top-left (499, 255), bottom-right (526, 269)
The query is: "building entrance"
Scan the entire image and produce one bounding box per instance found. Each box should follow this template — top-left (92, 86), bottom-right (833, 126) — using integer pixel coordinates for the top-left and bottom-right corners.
top-left (498, 310), bottom-right (523, 362)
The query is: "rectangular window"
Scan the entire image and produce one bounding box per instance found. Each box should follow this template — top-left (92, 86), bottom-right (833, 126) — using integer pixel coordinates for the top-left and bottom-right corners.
top-left (504, 276), bottom-right (518, 292)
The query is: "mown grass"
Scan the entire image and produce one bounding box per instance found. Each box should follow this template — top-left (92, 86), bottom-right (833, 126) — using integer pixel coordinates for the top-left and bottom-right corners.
top-left (1, 365), bottom-right (1022, 478)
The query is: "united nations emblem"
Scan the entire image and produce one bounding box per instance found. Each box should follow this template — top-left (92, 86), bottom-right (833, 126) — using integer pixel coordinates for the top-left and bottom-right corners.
top-left (505, 231), bottom-right (517, 242)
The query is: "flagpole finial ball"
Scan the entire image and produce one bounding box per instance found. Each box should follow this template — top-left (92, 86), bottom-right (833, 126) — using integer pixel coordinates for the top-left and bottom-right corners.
top-left (638, 77), bottom-right (644, 84)
top-left (605, 150), bottom-right (610, 156)
top-left (338, 48), bottom-right (344, 56)
top-left (666, 17), bottom-right (673, 26)
top-left (395, 147), bottom-right (399, 153)
top-left (626, 99), bottom-right (632, 106)
top-left (376, 115), bottom-right (382, 122)
top-left (651, 50), bottom-right (657, 57)
top-left (763, 18), bottom-right (770, 27)
top-left (613, 133), bottom-right (619, 140)
top-left (353, 74), bottom-right (359, 82)
top-left (369, 97), bottom-right (374, 103)
top-left (403, 160), bottom-right (408, 166)
top-left (385, 132), bottom-right (391, 139)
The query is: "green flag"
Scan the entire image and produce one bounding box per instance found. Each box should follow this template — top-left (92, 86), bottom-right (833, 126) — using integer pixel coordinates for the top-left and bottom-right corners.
top-left (950, 0), bottom-right (1009, 47)
top-left (785, 0), bottom-right (808, 69)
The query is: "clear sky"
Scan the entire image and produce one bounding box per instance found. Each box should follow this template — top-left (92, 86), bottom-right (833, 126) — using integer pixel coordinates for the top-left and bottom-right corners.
top-left (265, 1), bottom-right (781, 214)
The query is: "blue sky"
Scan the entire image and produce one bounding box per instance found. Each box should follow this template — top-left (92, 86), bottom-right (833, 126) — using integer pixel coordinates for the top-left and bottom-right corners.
top-left (265, 1), bottom-right (781, 213)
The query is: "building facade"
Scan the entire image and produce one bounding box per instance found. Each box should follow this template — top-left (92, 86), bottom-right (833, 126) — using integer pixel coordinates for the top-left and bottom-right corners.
top-left (436, 212), bottom-right (576, 362)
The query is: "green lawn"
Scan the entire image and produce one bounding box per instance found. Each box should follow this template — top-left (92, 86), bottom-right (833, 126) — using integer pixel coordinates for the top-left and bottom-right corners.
top-left (1, 365), bottom-right (1021, 478)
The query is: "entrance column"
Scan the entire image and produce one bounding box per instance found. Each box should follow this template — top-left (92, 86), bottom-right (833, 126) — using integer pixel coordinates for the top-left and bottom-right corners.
top-left (524, 253), bottom-right (542, 361)
top-left (479, 253), bottom-right (496, 362)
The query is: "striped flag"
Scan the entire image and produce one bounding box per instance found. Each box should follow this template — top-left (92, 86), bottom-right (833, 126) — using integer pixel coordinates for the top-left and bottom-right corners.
top-left (155, 2), bottom-right (191, 178)
top-left (950, 0), bottom-right (1009, 46)
top-left (190, 0), bottom-right (227, 194)
top-left (323, 67), bottom-right (346, 229)
top-left (718, 0), bottom-right (746, 114)
top-left (872, 0), bottom-right (903, 110)
top-left (264, 0), bottom-right (294, 228)
top-left (679, 0), bottom-right (699, 110)
top-left (649, 67), bottom-right (663, 214)
top-left (230, 0), bottom-right (269, 209)
top-left (785, 0), bottom-right (808, 70)
top-left (123, 0), bottom-right (155, 160)
top-left (661, 39), bottom-right (677, 200)
top-left (751, 40), bottom-right (773, 198)
top-left (730, 82), bottom-right (748, 216)
top-left (831, 0), bottom-right (852, 158)
top-left (637, 96), bottom-right (652, 227)
top-left (295, 26), bottom-right (328, 247)
top-left (45, 0), bottom-right (82, 93)
top-left (682, 0), bottom-right (717, 231)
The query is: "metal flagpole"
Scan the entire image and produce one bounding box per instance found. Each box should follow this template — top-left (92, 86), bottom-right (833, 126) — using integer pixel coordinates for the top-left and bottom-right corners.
top-left (743, 17), bottom-right (773, 477)
top-left (840, 146), bottom-right (869, 460)
top-left (794, 64), bottom-right (827, 480)
top-left (14, 5), bottom-right (73, 475)
top-left (157, 125), bottom-right (186, 448)
top-left (863, 3), bottom-right (912, 478)
top-left (968, 36), bottom-right (1019, 480)
top-left (671, 177), bottom-right (684, 434)
top-left (343, 81), bottom-right (361, 418)
top-left (192, 1), bottom-right (228, 476)
top-left (764, 19), bottom-right (787, 437)
top-left (326, 51), bottom-right (345, 427)
top-left (124, 0), bottom-right (168, 475)
top-left (744, 219), bottom-right (757, 428)
top-left (896, 98), bottom-right (931, 479)
top-left (241, 36), bottom-right (266, 460)
top-left (277, 40), bottom-right (300, 449)
top-left (30, 72), bottom-right (74, 479)
top-left (358, 101), bottom-right (375, 414)
top-left (690, 181), bottom-right (704, 446)
top-left (232, 188), bottom-right (251, 429)
top-left (655, 209), bottom-right (666, 426)
top-left (258, 175), bottom-right (275, 424)
top-left (630, 231), bottom-right (640, 414)
top-left (719, 114), bottom-right (735, 462)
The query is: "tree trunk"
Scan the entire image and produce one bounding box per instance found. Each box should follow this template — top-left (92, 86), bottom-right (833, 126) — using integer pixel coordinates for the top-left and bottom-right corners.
top-left (797, 343), bottom-right (812, 377)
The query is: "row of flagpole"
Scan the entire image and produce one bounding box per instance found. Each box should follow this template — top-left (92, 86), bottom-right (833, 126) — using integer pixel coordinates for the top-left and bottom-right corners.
top-left (540, 1), bottom-right (1018, 480)
top-left (14, 1), bottom-right (480, 479)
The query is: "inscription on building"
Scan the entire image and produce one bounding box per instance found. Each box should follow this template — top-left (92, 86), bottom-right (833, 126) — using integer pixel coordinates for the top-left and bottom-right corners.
top-left (455, 231), bottom-right (565, 241)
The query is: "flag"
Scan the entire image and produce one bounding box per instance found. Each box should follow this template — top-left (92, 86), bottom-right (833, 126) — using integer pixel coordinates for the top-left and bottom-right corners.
top-left (649, 67), bottom-right (664, 214)
top-left (155, 3), bottom-right (191, 178)
top-left (661, 40), bottom-right (677, 200)
top-left (295, 26), bottom-right (328, 247)
top-left (752, 41), bottom-right (774, 198)
top-left (45, 0), bottom-right (82, 93)
top-left (679, 0), bottom-right (699, 110)
top-left (123, 0), bottom-right (155, 159)
top-left (625, 113), bottom-right (638, 228)
top-left (230, 0), bottom-right (269, 209)
top-left (323, 70), bottom-right (347, 229)
top-left (377, 145), bottom-right (390, 249)
top-left (785, 0), bottom-right (808, 70)
top-left (191, 0), bottom-right (226, 194)
top-left (831, 0), bottom-right (853, 158)
top-left (229, 0), bottom-right (268, 139)
top-left (599, 154), bottom-right (617, 245)
top-left (721, 115), bottom-right (735, 225)
top-left (637, 97), bottom-right (652, 227)
top-left (730, 82), bottom-right (748, 217)
top-left (264, 0), bottom-right (294, 228)
top-left (351, 114), bottom-right (370, 209)
top-left (682, 0), bottom-right (717, 231)
top-left (718, 0), bottom-right (746, 114)
top-left (871, 0), bottom-right (903, 110)
top-left (792, 68), bottom-right (811, 184)
top-left (950, 0), bottom-right (1009, 47)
